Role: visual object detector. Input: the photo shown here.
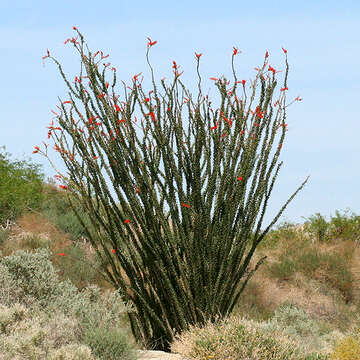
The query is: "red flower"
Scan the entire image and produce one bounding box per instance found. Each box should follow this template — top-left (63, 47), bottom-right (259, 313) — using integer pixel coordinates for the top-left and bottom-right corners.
top-left (133, 73), bottom-right (142, 81)
top-left (233, 47), bottom-right (240, 55)
top-left (105, 82), bottom-right (109, 89)
top-left (73, 26), bottom-right (77, 30)
top-left (241, 79), bottom-right (246, 85)
top-left (101, 52), bottom-right (109, 59)
top-left (144, 97), bottom-right (150, 103)
top-left (195, 52), bottom-right (202, 59)
top-left (210, 120), bottom-right (219, 130)
top-left (98, 93), bottom-right (105, 98)
top-left (111, 249), bottom-right (116, 254)
top-left (280, 87), bottom-right (288, 91)
top-left (240, 130), bottom-right (245, 135)
top-left (59, 185), bottom-right (68, 190)
top-left (255, 106), bottom-right (264, 119)
top-left (114, 104), bottom-right (120, 112)
top-left (75, 76), bottom-right (81, 83)
top-left (32, 146), bottom-right (40, 154)
top-left (145, 112), bottom-right (156, 121)
top-left (124, 219), bottom-right (131, 224)
top-left (265, 50), bottom-right (269, 58)
top-left (42, 49), bottom-right (50, 60)
top-left (210, 77), bottom-right (218, 81)
top-left (56, 253), bottom-right (66, 256)
top-left (238, 176), bottom-right (243, 181)
top-left (147, 37), bottom-right (157, 47)
top-left (268, 65), bottom-right (276, 74)
top-left (64, 37), bottom-right (78, 45)
top-left (282, 47), bottom-right (287, 54)
top-left (295, 96), bottom-right (303, 101)
top-left (274, 100), bottom-right (279, 107)
top-left (62, 101), bottom-right (71, 104)
top-left (181, 202), bottom-right (191, 208)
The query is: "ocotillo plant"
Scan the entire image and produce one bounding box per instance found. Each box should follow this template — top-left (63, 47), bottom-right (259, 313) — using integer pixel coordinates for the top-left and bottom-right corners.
top-left (36, 28), bottom-right (309, 351)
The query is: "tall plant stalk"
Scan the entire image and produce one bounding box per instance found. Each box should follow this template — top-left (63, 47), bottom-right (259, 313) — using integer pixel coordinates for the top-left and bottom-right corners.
top-left (37, 28), bottom-right (309, 351)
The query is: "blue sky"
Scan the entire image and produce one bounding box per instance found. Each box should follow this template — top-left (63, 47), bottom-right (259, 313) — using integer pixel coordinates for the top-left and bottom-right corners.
top-left (1, 0), bottom-right (359, 228)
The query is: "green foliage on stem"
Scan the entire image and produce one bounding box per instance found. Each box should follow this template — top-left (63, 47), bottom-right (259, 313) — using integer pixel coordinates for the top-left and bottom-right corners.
top-left (41, 29), bottom-right (309, 351)
top-left (0, 147), bottom-right (44, 225)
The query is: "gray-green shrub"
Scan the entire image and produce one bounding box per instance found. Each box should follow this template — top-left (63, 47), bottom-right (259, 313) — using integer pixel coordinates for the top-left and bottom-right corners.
top-left (0, 248), bottom-right (138, 359)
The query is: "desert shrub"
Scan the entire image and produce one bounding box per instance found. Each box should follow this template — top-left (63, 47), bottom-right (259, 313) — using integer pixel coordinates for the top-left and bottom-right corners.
top-left (0, 248), bottom-right (138, 359)
top-left (171, 313), bottom-right (329, 359)
top-left (0, 303), bottom-right (91, 359)
top-left (0, 147), bottom-right (44, 225)
top-left (328, 209), bottom-right (360, 243)
top-left (83, 325), bottom-right (137, 360)
top-left (259, 303), bottom-right (344, 356)
top-left (304, 213), bottom-right (331, 243)
top-left (330, 328), bottom-right (360, 360)
top-left (0, 248), bottom-right (62, 309)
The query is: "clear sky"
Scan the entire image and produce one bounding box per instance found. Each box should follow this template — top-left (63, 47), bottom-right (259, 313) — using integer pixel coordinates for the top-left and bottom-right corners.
top-left (1, 0), bottom-right (359, 228)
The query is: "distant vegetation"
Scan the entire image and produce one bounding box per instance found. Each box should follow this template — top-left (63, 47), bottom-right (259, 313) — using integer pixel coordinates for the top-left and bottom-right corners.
top-left (0, 147), bottom-right (44, 225)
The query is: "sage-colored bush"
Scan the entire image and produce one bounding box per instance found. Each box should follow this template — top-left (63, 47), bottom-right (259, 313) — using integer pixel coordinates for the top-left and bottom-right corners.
top-left (171, 313), bottom-right (331, 359)
top-left (0, 248), bottom-right (137, 359)
top-left (38, 28), bottom-right (308, 350)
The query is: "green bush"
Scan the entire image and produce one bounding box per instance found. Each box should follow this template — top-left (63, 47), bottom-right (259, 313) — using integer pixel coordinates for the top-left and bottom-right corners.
top-left (83, 326), bottom-right (137, 360)
top-left (303, 209), bottom-right (360, 244)
top-left (304, 213), bottom-right (330, 243)
top-left (328, 209), bottom-right (360, 243)
top-left (0, 147), bottom-right (44, 224)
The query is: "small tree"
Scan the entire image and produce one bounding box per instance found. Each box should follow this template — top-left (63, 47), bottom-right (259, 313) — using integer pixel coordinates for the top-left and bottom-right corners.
top-left (36, 28), bottom-right (309, 351)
